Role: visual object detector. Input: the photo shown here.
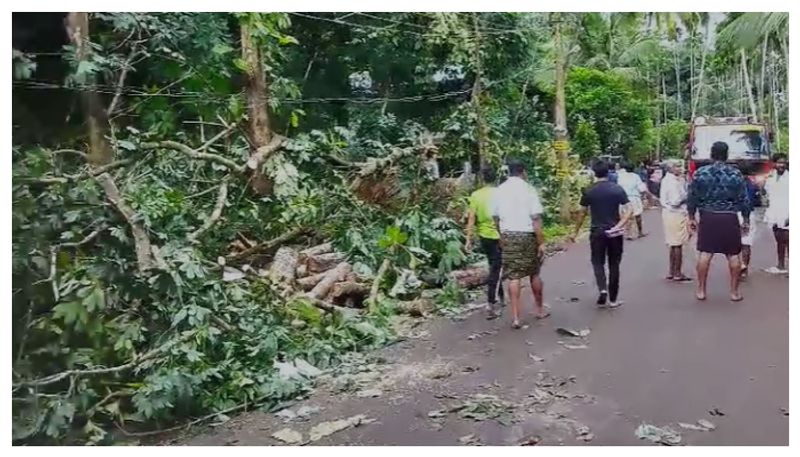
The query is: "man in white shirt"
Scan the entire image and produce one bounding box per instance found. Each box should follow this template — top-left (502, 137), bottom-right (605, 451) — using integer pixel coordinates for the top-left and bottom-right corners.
top-left (490, 160), bottom-right (548, 329)
top-left (763, 153), bottom-right (789, 274)
top-left (617, 161), bottom-right (655, 239)
top-left (659, 160), bottom-right (692, 281)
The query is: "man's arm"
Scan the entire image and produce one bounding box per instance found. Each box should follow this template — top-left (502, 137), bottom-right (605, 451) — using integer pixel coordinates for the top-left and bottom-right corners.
top-left (464, 208), bottom-right (476, 251)
top-left (571, 208), bottom-right (587, 241)
top-left (687, 177), bottom-right (699, 224)
top-left (612, 193), bottom-right (632, 230)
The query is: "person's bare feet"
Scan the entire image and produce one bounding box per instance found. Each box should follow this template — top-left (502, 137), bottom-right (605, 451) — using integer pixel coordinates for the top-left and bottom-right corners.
top-left (695, 290), bottom-right (707, 301)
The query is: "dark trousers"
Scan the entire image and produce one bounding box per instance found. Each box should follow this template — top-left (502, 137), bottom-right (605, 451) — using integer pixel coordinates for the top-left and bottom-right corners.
top-left (590, 229), bottom-right (624, 302)
top-left (480, 237), bottom-right (505, 304)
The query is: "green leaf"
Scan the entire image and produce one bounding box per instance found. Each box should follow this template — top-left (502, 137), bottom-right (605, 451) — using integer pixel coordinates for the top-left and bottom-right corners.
top-left (53, 300), bottom-right (89, 327)
top-left (278, 35), bottom-right (299, 46)
top-left (290, 112), bottom-right (299, 128)
top-left (212, 43), bottom-right (234, 55)
top-left (233, 58), bottom-right (249, 72)
top-left (117, 140), bottom-right (136, 151)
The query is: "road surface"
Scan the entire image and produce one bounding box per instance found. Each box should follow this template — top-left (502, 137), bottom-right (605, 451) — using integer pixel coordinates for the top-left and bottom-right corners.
top-left (180, 210), bottom-right (789, 446)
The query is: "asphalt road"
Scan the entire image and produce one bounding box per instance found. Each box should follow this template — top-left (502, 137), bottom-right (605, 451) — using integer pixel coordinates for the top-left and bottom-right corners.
top-left (181, 210), bottom-right (789, 446)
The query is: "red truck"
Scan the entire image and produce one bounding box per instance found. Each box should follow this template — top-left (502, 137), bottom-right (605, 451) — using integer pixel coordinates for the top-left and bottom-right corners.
top-left (686, 116), bottom-right (773, 185)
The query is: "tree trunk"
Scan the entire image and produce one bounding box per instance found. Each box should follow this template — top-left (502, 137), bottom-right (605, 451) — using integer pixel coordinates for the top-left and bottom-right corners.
top-left (691, 40), bottom-right (708, 119)
top-left (240, 20), bottom-right (273, 195)
top-left (307, 262), bottom-right (351, 300)
top-left (759, 37), bottom-right (768, 120)
top-left (471, 13), bottom-right (486, 171)
top-left (65, 12), bottom-right (113, 166)
top-left (740, 48), bottom-right (759, 121)
top-left (673, 48), bottom-right (682, 119)
top-left (553, 14), bottom-right (571, 223)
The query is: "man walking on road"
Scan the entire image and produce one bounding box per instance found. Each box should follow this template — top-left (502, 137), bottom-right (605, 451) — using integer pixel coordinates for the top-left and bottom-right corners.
top-left (660, 160), bottom-right (692, 282)
top-left (571, 160), bottom-right (633, 308)
top-left (490, 160), bottom-right (548, 329)
top-left (465, 165), bottom-right (505, 319)
top-left (618, 161), bottom-right (656, 239)
top-left (763, 153), bottom-right (789, 274)
top-left (687, 141), bottom-right (750, 301)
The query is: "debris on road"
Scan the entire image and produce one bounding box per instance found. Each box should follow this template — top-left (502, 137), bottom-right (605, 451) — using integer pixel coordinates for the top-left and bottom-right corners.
top-left (780, 407), bottom-right (789, 416)
top-left (709, 407), bottom-right (726, 416)
top-left (562, 343), bottom-right (588, 350)
top-left (308, 415), bottom-right (374, 442)
top-left (272, 427), bottom-right (303, 444)
top-left (528, 353), bottom-right (545, 363)
top-left (462, 365), bottom-right (480, 373)
top-left (556, 327), bottom-right (591, 337)
top-left (467, 330), bottom-right (496, 341)
top-left (571, 280), bottom-right (586, 286)
top-left (696, 419), bottom-right (716, 430)
top-left (518, 435), bottom-right (542, 445)
top-left (678, 422), bottom-right (705, 431)
top-left (575, 425), bottom-right (594, 441)
top-left (275, 405), bottom-right (322, 423)
top-left (635, 423), bottom-right (682, 445)
top-left (458, 434), bottom-right (481, 445)
top-left (356, 388), bottom-right (383, 398)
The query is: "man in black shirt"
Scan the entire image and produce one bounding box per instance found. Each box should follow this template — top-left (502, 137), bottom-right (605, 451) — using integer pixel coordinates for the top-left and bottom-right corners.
top-left (570, 160), bottom-right (633, 308)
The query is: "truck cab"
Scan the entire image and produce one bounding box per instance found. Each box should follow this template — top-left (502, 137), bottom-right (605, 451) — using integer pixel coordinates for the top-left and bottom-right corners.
top-left (686, 116), bottom-right (772, 205)
top-left (687, 116), bottom-right (772, 180)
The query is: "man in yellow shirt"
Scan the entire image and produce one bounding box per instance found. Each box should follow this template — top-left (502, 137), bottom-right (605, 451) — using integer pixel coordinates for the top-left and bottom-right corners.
top-left (465, 166), bottom-right (504, 318)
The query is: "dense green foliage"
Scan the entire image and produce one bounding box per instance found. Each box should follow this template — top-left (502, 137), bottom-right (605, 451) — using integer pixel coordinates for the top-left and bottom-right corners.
top-left (11, 11), bottom-right (789, 444)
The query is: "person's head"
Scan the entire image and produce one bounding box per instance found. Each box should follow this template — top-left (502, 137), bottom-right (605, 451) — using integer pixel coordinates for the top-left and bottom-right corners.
top-left (592, 160), bottom-right (610, 179)
top-left (622, 161), bottom-right (635, 173)
top-left (615, 162), bottom-right (621, 171)
top-left (506, 159), bottom-right (527, 179)
top-left (772, 153), bottom-right (788, 175)
top-left (480, 165), bottom-right (497, 185)
top-left (666, 160), bottom-right (682, 176)
top-left (710, 141), bottom-right (729, 162)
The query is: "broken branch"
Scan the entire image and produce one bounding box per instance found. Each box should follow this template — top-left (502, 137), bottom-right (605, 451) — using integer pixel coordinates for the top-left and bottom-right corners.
top-left (245, 134), bottom-right (285, 171)
top-left (141, 141), bottom-right (245, 173)
top-left (225, 227), bottom-right (310, 263)
top-left (187, 178), bottom-right (229, 243)
top-left (95, 172), bottom-right (156, 273)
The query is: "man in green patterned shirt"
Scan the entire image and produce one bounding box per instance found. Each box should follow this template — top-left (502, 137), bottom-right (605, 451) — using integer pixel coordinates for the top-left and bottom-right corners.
top-left (465, 166), bottom-right (505, 318)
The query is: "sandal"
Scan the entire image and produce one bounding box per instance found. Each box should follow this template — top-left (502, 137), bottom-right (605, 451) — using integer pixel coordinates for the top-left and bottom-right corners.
top-left (673, 275), bottom-right (693, 282)
top-left (512, 321), bottom-right (522, 330)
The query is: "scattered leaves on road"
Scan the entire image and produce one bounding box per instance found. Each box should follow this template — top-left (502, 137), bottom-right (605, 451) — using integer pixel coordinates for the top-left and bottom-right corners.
top-left (696, 419), bottom-right (716, 430)
top-left (355, 388), bottom-right (383, 398)
top-left (272, 427), bottom-right (303, 444)
top-left (518, 435), bottom-right (542, 445)
top-left (528, 353), bottom-right (545, 363)
top-left (467, 330), bottom-right (496, 341)
top-left (556, 327), bottom-right (590, 338)
top-left (708, 407), bottom-right (725, 417)
top-left (308, 415), bottom-right (374, 442)
top-left (780, 407), bottom-right (789, 416)
top-left (458, 434), bottom-right (481, 445)
top-left (635, 423), bottom-right (682, 445)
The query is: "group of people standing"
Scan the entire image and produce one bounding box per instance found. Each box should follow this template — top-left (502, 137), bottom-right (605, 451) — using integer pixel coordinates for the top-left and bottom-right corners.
top-left (464, 143), bottom-right (789, 328)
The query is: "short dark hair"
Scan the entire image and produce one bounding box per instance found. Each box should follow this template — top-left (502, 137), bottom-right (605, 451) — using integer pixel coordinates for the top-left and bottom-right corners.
top-left (772, 153), bottom-right (788, 162)
top-left (592, 160), bottom-right (610, 178)
top-left (622, 160), bottom-right (634, 172)
top-left (507, 159), bottom-right (526, 177)
top-left (480, 165), bottom-right (497, 183)
top-left (710, 141), bottom-right (729, 161)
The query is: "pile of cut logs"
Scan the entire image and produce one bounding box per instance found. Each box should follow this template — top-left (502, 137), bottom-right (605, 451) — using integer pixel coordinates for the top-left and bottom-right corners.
top-left (267, 242), bottom-right (371, 309)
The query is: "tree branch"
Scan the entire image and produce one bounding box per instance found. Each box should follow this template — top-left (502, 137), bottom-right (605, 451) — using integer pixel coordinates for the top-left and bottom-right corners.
top-left (13, 332), bottom-right (195, 389)
top-left (245, 134), bottom-right (285, 171)
top-left (17, 158), bottom-right (135, 185)
top-left (108, 45), bottom-right (141, 115)
top-left (95, 172), bottom-right (156, 273)
top-left (225, 227), bottom-right (310, 263)
top-left (141, 141), bottom-right (245, 173)
top-left (187, 178), bottom-right (228, 243)
top-left (199, 122), bottom-right (239, 152)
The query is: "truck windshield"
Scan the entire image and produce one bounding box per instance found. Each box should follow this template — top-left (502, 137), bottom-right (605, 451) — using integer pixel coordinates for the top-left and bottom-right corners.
top-left (691, 125), bottom-right (767, 160)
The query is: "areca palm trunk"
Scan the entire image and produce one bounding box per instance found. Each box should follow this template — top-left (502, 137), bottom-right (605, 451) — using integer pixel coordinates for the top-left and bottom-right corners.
top-left (740, 48), bottom-right (759, 121)
top-left (553, 14), bottom-right (571, 222)
top-left (691, 39), bottom-right (708, 119)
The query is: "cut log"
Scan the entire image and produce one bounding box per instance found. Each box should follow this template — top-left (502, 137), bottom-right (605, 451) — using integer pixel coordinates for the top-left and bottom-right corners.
top-left (307, 252), bottom-right (346, 273)
top-left (447, 265), bottom-right (489, 289)
top-left (330, 281), bottom-right (370, 308)
top-left (296, 263), bottom-right (308, 278)
top-left (307, 262), bottom-right (351, 300)
top-left (300, 242), bottom-right (333, 257)
top-left (296, 271), bottom-right (328, 291)
top-left (269, 247), bottom-right (299, 284)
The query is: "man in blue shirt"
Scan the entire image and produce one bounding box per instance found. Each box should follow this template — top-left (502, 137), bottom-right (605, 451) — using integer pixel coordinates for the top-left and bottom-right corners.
top-left (688, 141), bottom-right (750, 301)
